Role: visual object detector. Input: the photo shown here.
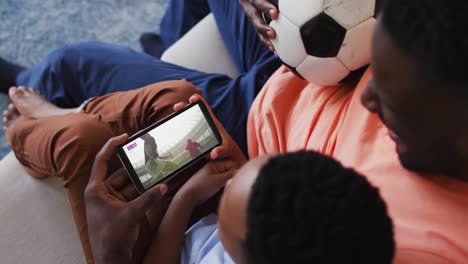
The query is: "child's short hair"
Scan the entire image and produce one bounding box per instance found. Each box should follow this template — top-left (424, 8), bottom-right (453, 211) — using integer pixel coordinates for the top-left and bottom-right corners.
top-left (245, 151), bottom-right (394, 264)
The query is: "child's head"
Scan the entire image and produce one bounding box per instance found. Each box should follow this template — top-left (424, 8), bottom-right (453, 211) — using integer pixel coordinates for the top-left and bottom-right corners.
top-left (217, 151), bottom-right (394, 264)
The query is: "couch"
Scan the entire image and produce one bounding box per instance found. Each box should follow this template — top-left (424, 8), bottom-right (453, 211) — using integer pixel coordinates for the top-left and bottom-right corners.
top-left (0, 14), bottom-right (239, 263)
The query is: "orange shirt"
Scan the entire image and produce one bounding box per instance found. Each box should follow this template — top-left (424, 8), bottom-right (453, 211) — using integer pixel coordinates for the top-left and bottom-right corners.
top-left (247, 66), bottom-right (468, 263)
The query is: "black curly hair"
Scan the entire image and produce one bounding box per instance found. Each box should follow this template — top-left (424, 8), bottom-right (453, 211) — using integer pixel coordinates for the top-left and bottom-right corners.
top-left (382, 0), bottom-right (468, 95)
top-left (245, 151), bottom-right (395, 264)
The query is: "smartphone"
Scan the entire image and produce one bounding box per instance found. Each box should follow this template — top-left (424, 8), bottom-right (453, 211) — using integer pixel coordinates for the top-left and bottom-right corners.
top-left (118, 101), bottom-right (222, 193)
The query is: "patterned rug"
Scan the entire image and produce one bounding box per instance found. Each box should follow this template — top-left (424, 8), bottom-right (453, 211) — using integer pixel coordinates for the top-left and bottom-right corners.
top-left (0, 0), bottom-right (168, 160)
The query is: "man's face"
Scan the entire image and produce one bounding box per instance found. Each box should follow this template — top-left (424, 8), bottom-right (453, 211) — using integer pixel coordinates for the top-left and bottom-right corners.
top-left (361, 19), bottom-right (465, 175)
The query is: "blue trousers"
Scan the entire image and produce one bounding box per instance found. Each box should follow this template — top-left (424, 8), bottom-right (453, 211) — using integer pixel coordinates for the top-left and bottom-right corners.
top-left (15, 0), bottom-right (281, 155)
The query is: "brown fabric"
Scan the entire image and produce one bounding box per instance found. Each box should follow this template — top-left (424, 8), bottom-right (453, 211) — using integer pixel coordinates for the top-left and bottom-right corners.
top-left (10, 80), bottom-right (201, 264)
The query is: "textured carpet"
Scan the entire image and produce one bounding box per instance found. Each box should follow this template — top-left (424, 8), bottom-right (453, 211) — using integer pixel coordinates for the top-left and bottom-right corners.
top-left (0, 0), bottom-right (168, 160)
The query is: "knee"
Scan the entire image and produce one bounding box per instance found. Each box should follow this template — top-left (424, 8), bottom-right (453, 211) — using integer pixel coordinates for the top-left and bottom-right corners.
top-left (139, 80), bottom-right (201, 126)
top-left (149, 80), bottom-right (201, 106)
top-left (166, 80), bottom-right (201, 103)
top-left (45, 42), bottom-right (108, 69)
top-left (55, 115), bottom-right (113, 162)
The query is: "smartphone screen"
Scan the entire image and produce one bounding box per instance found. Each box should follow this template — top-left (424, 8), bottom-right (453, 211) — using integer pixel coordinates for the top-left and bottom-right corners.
top-left (119, 102), bottom-right (222, 192)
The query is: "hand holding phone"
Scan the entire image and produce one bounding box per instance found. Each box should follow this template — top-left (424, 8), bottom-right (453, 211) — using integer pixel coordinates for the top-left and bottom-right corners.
top-left (118, 101), bottom-right (223, 193)
top-left (86, 134), bottom-right (167, 263)
top-left (173, 94), bottom-right (247, 166)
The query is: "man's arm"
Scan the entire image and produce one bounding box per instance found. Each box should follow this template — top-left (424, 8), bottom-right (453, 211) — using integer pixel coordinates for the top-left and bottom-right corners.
top-left (143, 160), bottom-right (236, 264)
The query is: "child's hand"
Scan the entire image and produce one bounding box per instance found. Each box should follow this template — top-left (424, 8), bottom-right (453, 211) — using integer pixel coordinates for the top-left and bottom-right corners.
top-left (177, 159), bottom-right (236, 207)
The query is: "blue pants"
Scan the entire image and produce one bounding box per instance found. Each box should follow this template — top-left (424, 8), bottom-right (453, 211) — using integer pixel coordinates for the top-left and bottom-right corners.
top-left (15, 0), bottom-right (281, 155)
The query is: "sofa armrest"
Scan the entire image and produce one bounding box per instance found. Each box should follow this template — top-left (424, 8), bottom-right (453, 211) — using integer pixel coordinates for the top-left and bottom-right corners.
top-left (0, 152), bottom-right (86, 264)
top-left (161, 14), bottom-right (240, 79)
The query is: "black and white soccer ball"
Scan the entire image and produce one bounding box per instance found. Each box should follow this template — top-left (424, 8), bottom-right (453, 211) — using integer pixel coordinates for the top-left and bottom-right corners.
top-left (264, 0), bottom-right (381, 85)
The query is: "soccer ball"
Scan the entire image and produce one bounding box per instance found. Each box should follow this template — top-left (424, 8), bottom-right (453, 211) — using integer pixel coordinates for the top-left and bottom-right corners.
top-left (264, 0), bottom-right (380, 85)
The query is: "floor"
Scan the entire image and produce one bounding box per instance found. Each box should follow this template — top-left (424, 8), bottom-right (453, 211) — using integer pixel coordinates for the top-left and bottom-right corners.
top-left (0, 0), bottom-right (168, 159)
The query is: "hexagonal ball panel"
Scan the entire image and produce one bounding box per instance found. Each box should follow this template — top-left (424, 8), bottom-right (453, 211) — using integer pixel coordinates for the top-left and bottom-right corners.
top-left (270, 14), bottom-right (307, 67)
top-left (300, 12), bottom-right (346, 58)
top-left (296, 56), bottom-right (350, 85)
top-left (324, 0), bottom-right (375, 29)
top-left (337, 18), bottom-right (376, 70)
top-left (278, 0), bottom-right (324, 26)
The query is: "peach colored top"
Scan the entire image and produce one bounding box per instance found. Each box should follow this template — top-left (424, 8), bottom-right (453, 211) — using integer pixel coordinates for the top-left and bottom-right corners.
top-left (247, 66), bottom-right (468, 263)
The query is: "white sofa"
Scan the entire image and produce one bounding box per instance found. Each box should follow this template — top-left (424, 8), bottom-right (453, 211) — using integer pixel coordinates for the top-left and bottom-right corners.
top-left (0, 14), bottom-right (239, 263)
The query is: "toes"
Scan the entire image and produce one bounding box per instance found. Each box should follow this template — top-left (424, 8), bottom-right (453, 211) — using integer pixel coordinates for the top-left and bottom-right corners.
top-left (3, 112), bottom-right (9, 126)
top-left (3, 109), bottom-right (10, 119)
top-left (8, 86), bottom-right (17, 98)
top-left (17, 86), bottom-right (27, 94)
top-left (3, 104), bottom-right (19, 124)
top-left (7, 103), bottom-right (18, 115)
top-left (9, 86), bottom-right (27, 100)
top-left (27, 87), bottom-right (37, 94)
top-left (27, 87), bottom-right (42, 97)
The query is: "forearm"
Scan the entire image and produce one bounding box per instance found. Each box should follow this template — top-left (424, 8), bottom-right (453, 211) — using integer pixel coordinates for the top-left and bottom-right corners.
top-left (143, 192), bottom-right (195, 264)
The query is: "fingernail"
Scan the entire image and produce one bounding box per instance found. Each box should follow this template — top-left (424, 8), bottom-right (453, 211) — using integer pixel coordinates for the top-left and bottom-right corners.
top-left (269, 9), bottom-right (275, 16)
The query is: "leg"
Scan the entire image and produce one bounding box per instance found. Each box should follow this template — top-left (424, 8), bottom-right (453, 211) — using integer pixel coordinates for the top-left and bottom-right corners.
top-left (81, 80), bottom-right (202, 136)
top-left (157, 0), bottom-right (278, 74)
top-left (16, 42), bottom-right (215, 108)
top-left (8, 113), bottom-right (115, 264)
top-left (16, 42), bottom-right (280, 154)
top-left (0, 58), bottom-right (25, 93)
top-left (140, 0), bottom-right (210, 58)
top-left (159, 0), bottom-right (210, 50)
top-left (4, 82), bottom-right (200, 263)
top-left (207, 0), bottom-right (278, 73)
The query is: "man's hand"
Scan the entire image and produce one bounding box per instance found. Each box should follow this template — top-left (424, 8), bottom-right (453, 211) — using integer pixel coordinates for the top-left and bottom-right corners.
top-left (174, 94), bottom-right (247, 167)
top-left (178, 159), bottom-right (237, 207)
top-left (85, 134), bottom-right (168, 264)
top-left (240, 0), bottom-right (279, 51)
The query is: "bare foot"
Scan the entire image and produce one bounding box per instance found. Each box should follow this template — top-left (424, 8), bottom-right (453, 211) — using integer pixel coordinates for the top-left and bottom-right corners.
top-left (3, 103), bottom-right (19, 145)
top-left (8, 86), bottom-right (79, 118)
